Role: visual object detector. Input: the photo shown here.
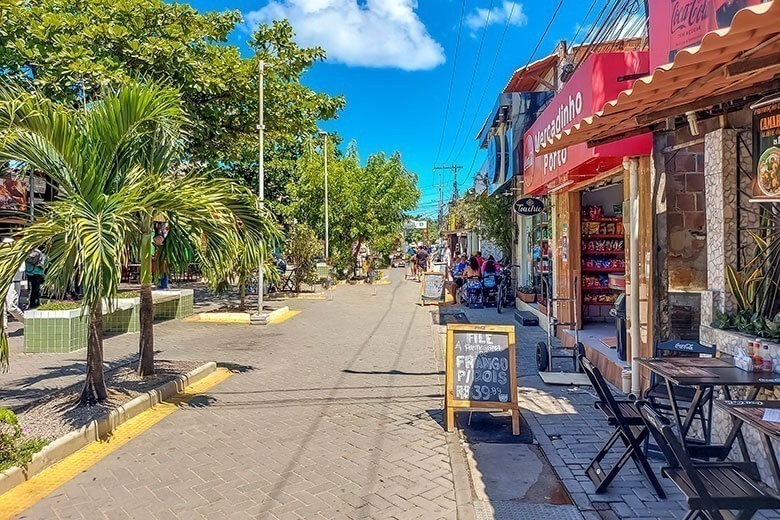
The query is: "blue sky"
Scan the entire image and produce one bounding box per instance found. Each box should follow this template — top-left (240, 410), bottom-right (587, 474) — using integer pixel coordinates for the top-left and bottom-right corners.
top-left (187, 0), bottom-right (596, 217)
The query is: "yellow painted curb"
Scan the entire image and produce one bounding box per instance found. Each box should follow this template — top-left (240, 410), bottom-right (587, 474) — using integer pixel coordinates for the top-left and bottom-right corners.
top-left (268, 309), bottom-right (301, 324)
top-left (0, 368), bottom-right (233, 519)
top-left (195, 312), bottom-right (251, 324)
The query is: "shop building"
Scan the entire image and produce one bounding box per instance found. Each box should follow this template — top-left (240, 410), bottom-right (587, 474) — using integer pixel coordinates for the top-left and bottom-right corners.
top-left (475, 90), bottom-right (553, 285)
top-left (543, 1), bottom-right (780, 481)
top-left (522, 50), bottom-right (653, 386)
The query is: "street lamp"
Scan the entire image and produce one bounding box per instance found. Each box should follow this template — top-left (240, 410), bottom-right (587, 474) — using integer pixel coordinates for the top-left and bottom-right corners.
top-left (319, 130), bottom-right (329, 262)
top-left (257, 60), bottom-right (265, 317)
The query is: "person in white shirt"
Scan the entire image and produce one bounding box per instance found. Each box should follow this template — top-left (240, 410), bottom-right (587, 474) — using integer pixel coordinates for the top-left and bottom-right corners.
top-left (2, 238), bottom-right (25, 330)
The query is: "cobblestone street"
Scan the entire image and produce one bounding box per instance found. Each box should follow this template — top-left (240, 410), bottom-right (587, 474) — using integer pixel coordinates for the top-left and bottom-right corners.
top-left (9, 273), bottom-right (457, 520)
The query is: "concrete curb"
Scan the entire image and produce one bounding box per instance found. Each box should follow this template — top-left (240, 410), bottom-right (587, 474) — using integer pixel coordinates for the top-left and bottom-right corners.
top-left (0, 361), bottom-right (217, 496)
top-left (429, 316), bottom-right (476, 520)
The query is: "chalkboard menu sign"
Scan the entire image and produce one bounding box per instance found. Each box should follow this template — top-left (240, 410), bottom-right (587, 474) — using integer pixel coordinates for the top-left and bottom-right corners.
top-left (445, 324), bottom-right (519, 435)
top-left (420, 272), bottom-right (445, 304)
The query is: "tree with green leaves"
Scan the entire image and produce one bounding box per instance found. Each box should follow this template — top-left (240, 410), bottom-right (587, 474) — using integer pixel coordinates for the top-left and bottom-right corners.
top-left (0, 84), bottom-right (279, 401)
top-left (0, 0), bottom-right (344, 203)
top-left (458, 191), bottom-right (514, 260)
top-left (286, 142), bottom-right (420, 277)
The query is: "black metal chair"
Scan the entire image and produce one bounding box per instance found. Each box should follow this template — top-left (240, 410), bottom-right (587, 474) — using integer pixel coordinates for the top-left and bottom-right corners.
top-left (636, 401), bottom-right (780, 520)
top-left (644, 340), bottom-right (717, 455)
top-left (579, 355), bottom-right (667, 497)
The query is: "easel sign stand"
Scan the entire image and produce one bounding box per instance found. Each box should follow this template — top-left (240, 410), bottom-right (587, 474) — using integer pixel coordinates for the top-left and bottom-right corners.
top-left (445, 324), bottom-right (520, 435)
top-left (420, 271), bottom-right (445, 306)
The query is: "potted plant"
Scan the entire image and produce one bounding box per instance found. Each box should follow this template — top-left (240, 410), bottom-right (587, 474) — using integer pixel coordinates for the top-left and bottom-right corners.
top-left (517, 284), bottom-right (536, 303)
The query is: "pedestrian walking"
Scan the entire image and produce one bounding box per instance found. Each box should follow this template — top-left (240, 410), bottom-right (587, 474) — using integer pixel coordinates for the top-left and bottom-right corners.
top-left (25, 248), bottom-right (45, 309)
top-left (1, 238), bottom-right (25, 331)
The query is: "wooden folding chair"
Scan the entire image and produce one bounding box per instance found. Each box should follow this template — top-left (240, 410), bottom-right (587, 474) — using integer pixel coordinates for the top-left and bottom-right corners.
top-left (636, 401), bottom-right (780, 520)
top-left (579, 355), bottom-right (666, 497)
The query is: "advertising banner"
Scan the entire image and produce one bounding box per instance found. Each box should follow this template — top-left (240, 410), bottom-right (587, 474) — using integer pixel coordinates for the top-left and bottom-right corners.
top-left (752, 96), bottom-right (780, 201)
top-left (648, 0), bottom-right (767, 69)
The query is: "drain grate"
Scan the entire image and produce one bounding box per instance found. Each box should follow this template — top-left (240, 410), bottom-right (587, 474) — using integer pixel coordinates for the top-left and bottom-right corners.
top-left (474, 501), bottom-right (584, 520)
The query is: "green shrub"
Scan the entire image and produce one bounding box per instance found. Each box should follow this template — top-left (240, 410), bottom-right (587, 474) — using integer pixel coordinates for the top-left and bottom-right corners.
top-left (116, 291), bottom-right (140, 299)
top-left (284, 223), bottom-right (321, 292)
top-left (37, 300), bottom-right (81, 311)
top-left (0, 409), bottom-right (48, 472)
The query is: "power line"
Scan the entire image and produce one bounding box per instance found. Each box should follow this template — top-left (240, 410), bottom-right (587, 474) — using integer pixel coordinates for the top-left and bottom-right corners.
top-left (441, 0), bottom-right (495, 166)
top-left (521, 0), bottom-right (566, 74)
top-left (450, 0), bottom-right (521, 169)
top-left (431, 0), bottom-right (467, 169)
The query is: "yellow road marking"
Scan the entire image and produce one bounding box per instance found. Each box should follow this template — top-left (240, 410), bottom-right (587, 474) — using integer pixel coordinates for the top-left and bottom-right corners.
top-left (269, 309), bottom-right (301, 324)
top-left (0, 368), bottom-right (233, 519)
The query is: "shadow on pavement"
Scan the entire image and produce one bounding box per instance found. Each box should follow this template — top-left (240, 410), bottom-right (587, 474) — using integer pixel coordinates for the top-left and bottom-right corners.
top-left (342, 368), bottom-right (444, 376)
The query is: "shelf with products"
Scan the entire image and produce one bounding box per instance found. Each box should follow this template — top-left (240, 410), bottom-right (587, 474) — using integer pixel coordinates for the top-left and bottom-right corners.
top-left (582, 251), bottom-right (625, 256)
top-left (583, 301), bottom-right (617, 306)
top-left (582, 286), bottom-right (615, 292)
top-left (582, 234), bottom-right (624, 239)
top-left (582, 268), bottom-right (625, 273)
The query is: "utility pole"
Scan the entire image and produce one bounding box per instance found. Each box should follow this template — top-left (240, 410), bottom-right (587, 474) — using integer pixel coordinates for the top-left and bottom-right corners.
top-left (433, 164), bottom-right (462, 226)
top-left (256, 60), bottom-right (265, 318)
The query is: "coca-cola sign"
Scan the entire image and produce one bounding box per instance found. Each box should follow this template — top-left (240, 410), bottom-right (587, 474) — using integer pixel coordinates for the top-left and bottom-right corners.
top-left (649, 0), bottom-right (767, 68)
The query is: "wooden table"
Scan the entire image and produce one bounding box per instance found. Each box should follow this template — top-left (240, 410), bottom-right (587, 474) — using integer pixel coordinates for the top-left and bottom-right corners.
top-left (714, 400), bottom-right (780, 489)
top-left (636, 357), bottom-right (779, 459)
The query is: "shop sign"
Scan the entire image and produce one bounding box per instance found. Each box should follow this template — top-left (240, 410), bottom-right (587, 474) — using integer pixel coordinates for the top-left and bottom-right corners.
top-left (648, 0), bottom-right (768, 68)
top-left (0, 177), bottom-right (27, 211)
top-left (404, 220), bottom-right (428, 230)
top-left (752, 96), bottom-right (780, 201)
top-left (523, 52), bottom-right (651, 195)
top-left (513, 197), bottom-right (545, 216)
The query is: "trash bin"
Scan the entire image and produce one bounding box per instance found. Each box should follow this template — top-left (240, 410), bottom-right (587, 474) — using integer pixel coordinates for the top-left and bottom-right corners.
top-left (610, 293), bottom-right (627, 362)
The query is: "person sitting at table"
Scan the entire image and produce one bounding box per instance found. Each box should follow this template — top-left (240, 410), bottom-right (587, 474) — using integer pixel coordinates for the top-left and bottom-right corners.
top-left (462, 256), bottom-right (483, 306)
top-left (481, 255), bottom-right (501, 275)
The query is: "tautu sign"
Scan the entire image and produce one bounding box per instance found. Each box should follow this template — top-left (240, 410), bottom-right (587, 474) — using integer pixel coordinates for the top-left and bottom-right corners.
top-left (513, 197), bottom-right (544, 216)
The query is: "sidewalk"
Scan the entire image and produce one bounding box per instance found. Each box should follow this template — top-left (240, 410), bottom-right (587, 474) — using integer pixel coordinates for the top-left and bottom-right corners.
top-left (433, 304), bottom-right (780, 520)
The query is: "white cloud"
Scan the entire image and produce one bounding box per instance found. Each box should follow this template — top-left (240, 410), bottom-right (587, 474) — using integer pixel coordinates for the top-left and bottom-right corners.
top-left (245, 0), bottom-right (445, 71)
top-left (465, 1), bottom-right (528, 32)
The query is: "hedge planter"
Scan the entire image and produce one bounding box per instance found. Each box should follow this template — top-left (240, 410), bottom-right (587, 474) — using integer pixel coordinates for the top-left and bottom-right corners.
top-left (23, 290), bottom-right (194, 353)
top-left (24, 307), bottom-right (87, 353)
top-left (152, 289), bottom-right (194, 321)
top-left (103, 298), bottom-right (141, 334)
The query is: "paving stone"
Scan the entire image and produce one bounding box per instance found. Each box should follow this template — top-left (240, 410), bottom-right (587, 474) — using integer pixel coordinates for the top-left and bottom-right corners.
top-left (14, 274), bottom-right (457, 519)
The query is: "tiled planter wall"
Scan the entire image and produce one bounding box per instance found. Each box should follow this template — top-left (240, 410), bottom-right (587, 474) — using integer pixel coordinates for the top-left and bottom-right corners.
top-left (24, 308), bottom-right (87, 353)
top-left (152, 289), bottom-right (194, 320)
top-left (23, 291), bottom-right (193, 353)
top-left (103, 298), bottom-right (141, 334)
top-left (700, 324), bottom-right (780, 484)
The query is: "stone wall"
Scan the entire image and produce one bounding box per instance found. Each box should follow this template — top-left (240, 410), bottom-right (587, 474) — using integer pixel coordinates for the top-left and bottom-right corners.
top-left (666, 143), bottom-right (708, 290)
top-left (704, 128), bottom-right (739, 313)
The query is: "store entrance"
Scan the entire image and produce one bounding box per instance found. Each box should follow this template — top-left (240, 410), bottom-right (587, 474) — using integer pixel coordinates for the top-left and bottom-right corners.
top-left (578, 182), bottom-right (626, 358)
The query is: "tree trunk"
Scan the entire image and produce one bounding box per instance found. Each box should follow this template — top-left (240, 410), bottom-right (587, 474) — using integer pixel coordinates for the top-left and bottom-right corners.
top-left (79, 300), bottom-right (108, 406)
top-left (137, 229), bottom-right (155, 377)
top-left (137, 282), bottom-right (154, 376)
top-left (239, 273), bottom-right (246, 311)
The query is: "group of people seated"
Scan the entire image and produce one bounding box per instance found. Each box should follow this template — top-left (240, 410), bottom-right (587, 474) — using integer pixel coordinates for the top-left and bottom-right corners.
top-left (448, 251), bottom-right (502, 305)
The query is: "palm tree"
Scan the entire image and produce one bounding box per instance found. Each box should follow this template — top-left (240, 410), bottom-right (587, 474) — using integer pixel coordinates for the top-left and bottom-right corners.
top-left (132, 172), bottom-right (279, 376)
top-left (0, 84), bottom-right (279, 403)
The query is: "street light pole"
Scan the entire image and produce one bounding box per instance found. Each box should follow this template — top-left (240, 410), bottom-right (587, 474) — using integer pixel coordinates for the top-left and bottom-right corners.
top-left (257, 60), bottom-right (265, 316)
top-left (319, 131), bottom-right (329, 261)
